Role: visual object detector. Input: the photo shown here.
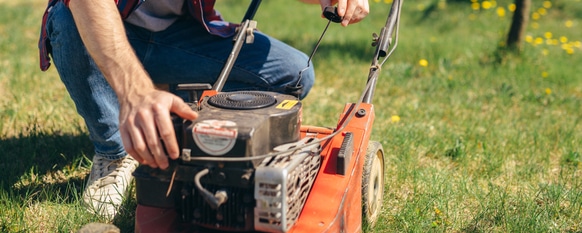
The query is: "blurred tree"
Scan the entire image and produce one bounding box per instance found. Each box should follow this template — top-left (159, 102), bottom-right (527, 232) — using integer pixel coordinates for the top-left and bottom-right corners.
top-left (506, 0), bottom-right (531, 51)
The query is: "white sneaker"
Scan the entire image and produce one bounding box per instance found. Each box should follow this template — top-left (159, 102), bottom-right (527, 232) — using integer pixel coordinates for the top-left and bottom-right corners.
top-left (83, 155), bottom-right (139, 220)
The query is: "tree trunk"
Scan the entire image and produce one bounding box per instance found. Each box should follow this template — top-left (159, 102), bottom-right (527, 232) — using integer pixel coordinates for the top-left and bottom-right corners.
top-left (506, 0), bottom-right (531, 51)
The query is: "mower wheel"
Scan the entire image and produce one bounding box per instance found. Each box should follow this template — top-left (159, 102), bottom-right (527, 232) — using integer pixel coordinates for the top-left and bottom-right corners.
top-left (361, 140), bottom-right (385, 229)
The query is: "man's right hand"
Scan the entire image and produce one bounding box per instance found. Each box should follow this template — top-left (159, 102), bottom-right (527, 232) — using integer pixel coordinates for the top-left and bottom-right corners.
top-left (118, 90), bottom-right (198, 170)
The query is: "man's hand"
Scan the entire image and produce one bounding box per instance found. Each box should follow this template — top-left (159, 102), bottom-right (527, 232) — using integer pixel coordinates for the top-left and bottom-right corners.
top-left (317, 0), bottom-right (370, 26)
top-left (119, 90), bottom-right (198, 169)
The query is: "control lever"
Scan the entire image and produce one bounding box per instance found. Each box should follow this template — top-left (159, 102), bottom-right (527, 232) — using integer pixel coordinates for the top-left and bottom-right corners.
top-left (295, 6), bottom-right (342, 91)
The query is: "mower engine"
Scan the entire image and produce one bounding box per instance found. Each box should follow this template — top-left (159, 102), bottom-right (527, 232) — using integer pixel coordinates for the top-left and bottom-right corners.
top-left (134, 90), bottom-right (321, 232)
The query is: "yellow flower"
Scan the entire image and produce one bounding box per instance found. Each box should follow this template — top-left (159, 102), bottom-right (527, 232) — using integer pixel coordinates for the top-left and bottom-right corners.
top-left (545, 88), bottom-right (552, 95)
top-left (434, 207), bottom-right (442, 216)
top-left (544, 32), bottom-right (553, 39)
top-left (391, 115), bottom-right (401, 123)
top-left (566, 48), bottom-right (575, 55)
top-left (543, 1), bottom-right (552, 9)
top-left (419, 59), bottom-right (429, 67)
top-left (471, 2), bottom-right (480, 10)
top-left (531, 22), bottom-right (539, 29)
top-left (565, 20), bottom-right (574, 28)
top-left (542, 49), bottom-right (549, 56)
top-left (482, 1), bottom-right (492, 10)
top-left (384, 0), bottom-right (393, 3)
top-left (525, 35), bottom-right (534, 43)
top-left (532, 12), bottom-right (540, 20)
top-left (560, 36), bottom-right (568, 44)
top-left (497, 7), bottom-right (506, 17)
top-left (438, 0), bottom-right (446, 9)
top-left (534, 37), bottom-right (544, 45)
top-left (508, 3), bottom-right (516, 12)
top-left (541, 71), bottom-right (549, 78)
top-left (538, 8), bottom-right (547, 16)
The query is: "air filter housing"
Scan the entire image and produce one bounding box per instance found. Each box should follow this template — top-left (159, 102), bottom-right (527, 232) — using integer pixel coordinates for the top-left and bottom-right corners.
top-left (180, 91), bottom-right (302, 168)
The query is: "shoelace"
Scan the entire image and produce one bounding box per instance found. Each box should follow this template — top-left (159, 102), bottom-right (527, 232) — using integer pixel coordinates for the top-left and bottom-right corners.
top-left (92, 158), bottom-right (134, 187)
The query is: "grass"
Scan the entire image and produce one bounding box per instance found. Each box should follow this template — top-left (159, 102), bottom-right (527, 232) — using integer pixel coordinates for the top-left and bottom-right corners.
top-left (1, 0), bottom-right (581, 232)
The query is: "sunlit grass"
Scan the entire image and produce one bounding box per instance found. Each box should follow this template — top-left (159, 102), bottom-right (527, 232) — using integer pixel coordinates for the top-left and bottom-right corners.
top-left (1, 0), bottom-right (581, 232)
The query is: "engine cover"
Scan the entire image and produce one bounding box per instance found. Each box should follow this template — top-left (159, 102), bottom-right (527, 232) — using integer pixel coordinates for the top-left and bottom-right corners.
top-left (180, 91), bottom-right (302, 169)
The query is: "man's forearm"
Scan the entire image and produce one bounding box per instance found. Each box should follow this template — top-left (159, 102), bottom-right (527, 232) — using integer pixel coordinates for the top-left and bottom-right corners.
top-left (68, 0), bottom-right (154, 101)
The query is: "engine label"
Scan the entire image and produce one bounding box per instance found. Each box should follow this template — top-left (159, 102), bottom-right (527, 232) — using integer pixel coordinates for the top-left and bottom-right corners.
top-left (276, 100), bottom-right (298, 110)
top-left (192, 120), bottom-right (238, 156)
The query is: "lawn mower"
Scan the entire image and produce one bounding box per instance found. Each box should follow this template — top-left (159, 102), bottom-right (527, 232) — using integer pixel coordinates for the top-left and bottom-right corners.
top-left (132, 0), bottom-right (402, 232)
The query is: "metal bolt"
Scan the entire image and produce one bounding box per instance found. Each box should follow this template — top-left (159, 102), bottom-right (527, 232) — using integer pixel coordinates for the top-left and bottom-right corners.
top-left (356, 109), bottom-right (367, 117)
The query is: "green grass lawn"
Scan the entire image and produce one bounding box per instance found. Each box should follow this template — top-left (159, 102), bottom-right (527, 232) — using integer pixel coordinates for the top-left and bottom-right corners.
top-left (1, 0), bottom-right (581, 232)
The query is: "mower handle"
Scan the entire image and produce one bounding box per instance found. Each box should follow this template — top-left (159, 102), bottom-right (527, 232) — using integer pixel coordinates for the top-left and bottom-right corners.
top-left (362, 0), bottom-right (402, 104)
top-left (212, 0), bottom-right (262, 92)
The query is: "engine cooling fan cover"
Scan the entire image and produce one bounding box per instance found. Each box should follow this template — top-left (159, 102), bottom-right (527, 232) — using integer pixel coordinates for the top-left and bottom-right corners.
top-left (208, 91), bottom-right (277, 110)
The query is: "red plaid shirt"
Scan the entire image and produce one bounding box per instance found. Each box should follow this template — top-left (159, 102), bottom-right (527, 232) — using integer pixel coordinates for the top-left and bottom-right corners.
top-left (38, 0), bottom-right (236, 71)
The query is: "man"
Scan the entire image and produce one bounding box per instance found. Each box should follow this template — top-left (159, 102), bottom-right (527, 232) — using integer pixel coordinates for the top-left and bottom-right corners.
top-left (39, 0), bottom-right (369, 220)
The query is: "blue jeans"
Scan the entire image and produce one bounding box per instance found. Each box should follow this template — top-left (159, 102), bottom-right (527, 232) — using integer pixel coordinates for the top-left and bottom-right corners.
top-left (45, 2), bottom-right (314, 159)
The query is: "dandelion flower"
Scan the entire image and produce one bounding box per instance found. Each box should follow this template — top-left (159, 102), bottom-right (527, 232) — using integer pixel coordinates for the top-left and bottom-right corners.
top-left (544, 32), bottom-right (553, 39)
top-left (543, 1), bottom-right (552, 9)
top-left (532, 12), bottom-right (540, 20)
top-left (438, 0), bottom-right (446, 9)
top-left (534, 37), bottom-right (544, 45)
top-left (497, 7), bottom-right (506, 17)
top-left (525, 35), bottom-right (534, 43)
top-left (545, 88), bottom-right (552, 95)
top-left (391, 115), bottom-right (401, 123)
top-left (565, 20), bottom-right (574, 28)
top-left (541, 71), bottom-right (549, 78)
top-left (542, 49), bottom-right (549, 56)
top-left (538, 8), bottom-right (547, 16)
top-left (434, 207), bottom-right (442, 216)
top-left (531, 22), bottom-right (539, 29)
top-left (384, 0), bottom-right (393, 3)
top-left (482, 1), bottom-right (492, 10)
top-left (471, 2), bottom-right (480, 10)
top-left (560, 36), bottom-right (568, 44)
top-left (508, 3), bottom-right (516, 12)
top-left (419, 59), bottom-right (429, 67)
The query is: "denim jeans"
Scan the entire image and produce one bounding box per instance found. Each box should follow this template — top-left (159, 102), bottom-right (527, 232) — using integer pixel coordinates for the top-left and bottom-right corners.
top-left (45, 2), bottom-right (314, 159)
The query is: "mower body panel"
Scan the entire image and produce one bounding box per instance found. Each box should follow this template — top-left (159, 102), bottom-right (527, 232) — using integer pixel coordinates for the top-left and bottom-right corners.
top-left (134, 103), bottom-right (375, 233)
top-left (289, 103), bottom-right (374, 233)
